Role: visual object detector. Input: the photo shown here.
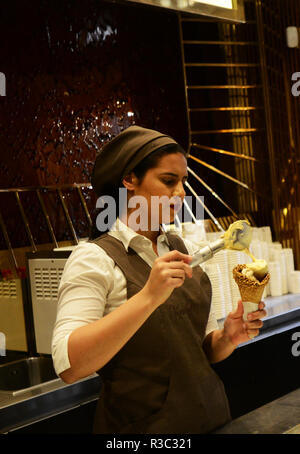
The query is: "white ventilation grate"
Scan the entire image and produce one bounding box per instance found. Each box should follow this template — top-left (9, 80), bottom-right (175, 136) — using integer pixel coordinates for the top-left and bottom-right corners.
top-left (34, 266), bottom-right (64, 300)
top-left (28, 256), bottom-right (69, 354)
top-left (0, 279), bottom-right (17, 298)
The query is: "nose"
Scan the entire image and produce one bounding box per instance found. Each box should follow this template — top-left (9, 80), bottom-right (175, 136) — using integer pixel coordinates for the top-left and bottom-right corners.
top-left (173, 181), bottom-right (186, 200)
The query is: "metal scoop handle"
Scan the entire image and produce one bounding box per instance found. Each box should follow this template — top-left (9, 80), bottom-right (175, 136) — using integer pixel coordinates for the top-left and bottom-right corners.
top-left (190, 238), bottom-right (225, 268)
top-left (190, 220), bottom-right (252, 267)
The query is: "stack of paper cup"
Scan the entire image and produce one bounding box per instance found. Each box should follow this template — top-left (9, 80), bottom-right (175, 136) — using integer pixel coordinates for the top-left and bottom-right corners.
top-left (284, 248), bottom-right (295, 272)
top-left (268, 261), bottom-right (283, 296)
top-left (272, 242), bottom-right (283, 250)
top-left (272, 249), bottom-right (288, 294)
top-left (251, 227), bottom-right (263, 241)
top-left (283, 248), bottom-right (295, 292)
top-left (206, 231), bottom-right (223, 242)
top-left (249, 240), bottom-right (263, 260)
top-left (289, 271), bottom-right (300, 294)
top-left (268, 242), bottom-right (282, 261)
top-left (207, 250), bottom-right (232, 316)
top-left (181, 221), bottom-right (207, 245)
top-left (260, 242), bottom-right (270, 262)
top-left (204, 263), bottom-right (226, 320)
top-left (268, 245), bottom-right (275, 261)
top-left (260, 226), bottom-right (273, 243)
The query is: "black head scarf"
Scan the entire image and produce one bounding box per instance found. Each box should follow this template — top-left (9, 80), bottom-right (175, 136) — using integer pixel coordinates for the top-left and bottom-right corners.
top-left (91, 125), bottom-right (179, 197)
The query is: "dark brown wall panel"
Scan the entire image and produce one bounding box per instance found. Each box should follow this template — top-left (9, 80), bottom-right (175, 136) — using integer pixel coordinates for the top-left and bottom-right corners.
top-left (0, 0), bottom-right (187, 247)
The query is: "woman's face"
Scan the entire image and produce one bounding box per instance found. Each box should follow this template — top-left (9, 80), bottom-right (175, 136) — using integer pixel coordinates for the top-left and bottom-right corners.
top-left (124, 152), bottom-right (188, 230)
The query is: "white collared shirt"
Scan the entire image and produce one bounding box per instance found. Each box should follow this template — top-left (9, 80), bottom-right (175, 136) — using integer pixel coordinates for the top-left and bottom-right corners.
top-left (51, 219), bottom-right (218, 376)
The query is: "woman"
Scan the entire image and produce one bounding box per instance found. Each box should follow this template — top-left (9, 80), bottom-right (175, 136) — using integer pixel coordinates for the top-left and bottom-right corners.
top-left (52, 125), bottom-right (266, 434)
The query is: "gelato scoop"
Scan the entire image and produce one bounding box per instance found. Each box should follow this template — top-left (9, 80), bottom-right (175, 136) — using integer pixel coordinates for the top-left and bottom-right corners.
top-left (241, 259), bottom-right (269, 282)
top-left (222, 219), bottom-right (252, 251)
top-left (190, 219), bottom-right (253, 268)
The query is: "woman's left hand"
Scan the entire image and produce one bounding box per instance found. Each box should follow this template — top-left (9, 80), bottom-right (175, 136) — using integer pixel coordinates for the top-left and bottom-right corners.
top-left (223, 300), bottom-right (267, 346)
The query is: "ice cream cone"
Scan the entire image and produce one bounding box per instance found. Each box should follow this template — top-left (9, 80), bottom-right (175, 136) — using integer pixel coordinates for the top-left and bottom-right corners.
top-left (233, 264), bottom-right (270, 323)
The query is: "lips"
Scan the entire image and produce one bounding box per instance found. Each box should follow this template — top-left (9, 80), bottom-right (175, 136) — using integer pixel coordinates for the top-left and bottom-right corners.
top-left (170, 200), bottom-right (182, 211)
top-left (170, 204), bottom-right (181, 214)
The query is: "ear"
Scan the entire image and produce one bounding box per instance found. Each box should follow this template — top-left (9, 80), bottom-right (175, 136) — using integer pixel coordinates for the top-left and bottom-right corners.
top-left (122, 172), bottom-right (139, 191)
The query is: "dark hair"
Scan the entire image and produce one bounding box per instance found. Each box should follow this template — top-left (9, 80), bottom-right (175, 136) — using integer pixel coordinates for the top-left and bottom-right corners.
top-left (89, 143), bottom-right (187, 239)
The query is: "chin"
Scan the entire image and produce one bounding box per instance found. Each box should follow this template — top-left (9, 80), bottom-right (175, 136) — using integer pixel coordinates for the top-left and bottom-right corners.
top-left (161, 212), bottom-right (176, 225)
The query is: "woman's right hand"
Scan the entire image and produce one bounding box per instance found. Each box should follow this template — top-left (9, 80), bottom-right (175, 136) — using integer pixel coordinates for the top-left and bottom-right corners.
top-left (142, 250), bottom-right (193, 308)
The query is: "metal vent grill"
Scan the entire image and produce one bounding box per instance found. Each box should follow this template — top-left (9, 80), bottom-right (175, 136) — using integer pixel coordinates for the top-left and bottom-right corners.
top-left (0, 278), bottom-right (27, 351)
top-left (28, 257), bottom-right (69, 354)
top-left (34, 267), bottom-right (64, 300)
top-left (0, 279), bottom-right (17, 298)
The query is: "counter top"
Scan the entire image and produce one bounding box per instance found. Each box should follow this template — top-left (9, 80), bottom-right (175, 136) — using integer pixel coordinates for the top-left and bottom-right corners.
top-left (1, 294), bottom-right (299, 433)
top-left (0, 374), bottom-right (101, 433)
top-left (214, 387), bottom-right (300, 434)
top-left (213, 294), bottom-right (300, 434)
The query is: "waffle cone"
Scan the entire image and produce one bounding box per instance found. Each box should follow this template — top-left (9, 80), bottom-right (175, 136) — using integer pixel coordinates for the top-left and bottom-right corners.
top-left (233, 264), bottom-right (270, 303)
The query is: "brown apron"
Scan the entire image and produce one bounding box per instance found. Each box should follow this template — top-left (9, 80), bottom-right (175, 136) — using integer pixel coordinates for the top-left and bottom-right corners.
top-left (90, 232), bottom-right (231, 434)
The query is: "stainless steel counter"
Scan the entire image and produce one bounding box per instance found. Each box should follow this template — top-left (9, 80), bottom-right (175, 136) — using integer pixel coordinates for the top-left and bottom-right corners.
top-left (1, 294), bottom-right (299, 433)
top-left (0, 374), bottom-right (101, 433)
top-left (213, 294), bottom-right (300, 434)
top-left (214, 387), bottom-right (300, 434)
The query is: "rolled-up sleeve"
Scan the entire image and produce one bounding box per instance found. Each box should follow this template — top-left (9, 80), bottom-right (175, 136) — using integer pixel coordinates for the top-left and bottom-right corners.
top-left (51, 242), bottom-right (114, 376)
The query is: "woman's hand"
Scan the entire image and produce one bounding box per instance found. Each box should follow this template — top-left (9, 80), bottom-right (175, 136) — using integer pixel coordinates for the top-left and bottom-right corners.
top-left (142, 250), bottom-right (193, 308)
top-left (223, 300), bottom-right (267, 346)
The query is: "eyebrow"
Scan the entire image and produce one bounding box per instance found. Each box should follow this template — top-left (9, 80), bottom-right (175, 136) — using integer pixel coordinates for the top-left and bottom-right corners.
top-left (159, 172), bottom-right (188, 179)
